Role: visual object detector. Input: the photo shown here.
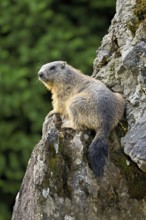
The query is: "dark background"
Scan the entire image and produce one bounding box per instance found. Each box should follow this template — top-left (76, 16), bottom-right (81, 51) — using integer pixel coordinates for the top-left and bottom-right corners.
top-left (0, 0), bottom-right (116, 219)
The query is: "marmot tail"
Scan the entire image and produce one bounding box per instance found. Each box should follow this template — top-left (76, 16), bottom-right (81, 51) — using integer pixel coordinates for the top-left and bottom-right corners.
top-left (88, 132), bottom-right (108, 177)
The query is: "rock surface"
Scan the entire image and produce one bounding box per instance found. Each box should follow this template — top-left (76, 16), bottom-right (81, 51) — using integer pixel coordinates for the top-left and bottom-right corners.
top-left (122, 115), bottom-right (146, 172)
top-left (93, 0), bottom-right (146, 172)
top-left (12, 0), bottom-right (146, 219)
top-left (12, 114), bottom-right (146, 220)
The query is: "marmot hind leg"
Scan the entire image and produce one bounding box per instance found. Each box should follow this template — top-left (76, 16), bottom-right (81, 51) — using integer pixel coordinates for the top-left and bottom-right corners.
top-left (67, 94), bottom-right (93, 131)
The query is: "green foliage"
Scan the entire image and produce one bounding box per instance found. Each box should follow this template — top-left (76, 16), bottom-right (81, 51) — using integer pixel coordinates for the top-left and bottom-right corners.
top-left (0, 0), bottom-right (116, 219)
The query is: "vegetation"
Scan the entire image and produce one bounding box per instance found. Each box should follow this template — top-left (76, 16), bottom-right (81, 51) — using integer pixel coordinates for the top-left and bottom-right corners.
top-left (0, 0), bottom-right (116, 219)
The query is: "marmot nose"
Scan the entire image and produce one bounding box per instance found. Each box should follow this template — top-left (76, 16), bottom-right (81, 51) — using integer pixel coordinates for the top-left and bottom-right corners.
top-left (38, 71), bottom-right (44, 78)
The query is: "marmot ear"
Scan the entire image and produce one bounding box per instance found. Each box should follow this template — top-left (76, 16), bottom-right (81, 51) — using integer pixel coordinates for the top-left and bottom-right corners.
top-left (61, 61), bottom-right (66, 69)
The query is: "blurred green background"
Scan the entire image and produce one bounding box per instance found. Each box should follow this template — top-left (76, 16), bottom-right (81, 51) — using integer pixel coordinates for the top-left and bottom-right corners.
top-left (0, 0), bottom-right (116, 219)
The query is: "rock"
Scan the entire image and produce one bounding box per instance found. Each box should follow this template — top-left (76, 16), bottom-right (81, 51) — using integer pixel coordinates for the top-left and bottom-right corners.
top-left (12, 113), bottom-right (146, 220)
top-left (122, 115), bottom-right (146, 172)
top-left (93, 0), bottom-right (146, 173)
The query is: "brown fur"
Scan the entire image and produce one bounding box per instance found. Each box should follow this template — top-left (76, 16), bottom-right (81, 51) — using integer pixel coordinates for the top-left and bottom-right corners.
top-left (38, 61), bottom-right (125, 177)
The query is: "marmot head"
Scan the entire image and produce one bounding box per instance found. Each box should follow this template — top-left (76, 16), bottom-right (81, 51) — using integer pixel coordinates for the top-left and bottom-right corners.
top-left (38, 61), bottom-right (67, 86)
top-left (38, 61), bottom-right (81, 90)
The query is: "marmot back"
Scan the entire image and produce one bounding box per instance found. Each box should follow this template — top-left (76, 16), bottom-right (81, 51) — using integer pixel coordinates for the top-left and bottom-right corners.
top-left (38, 61), bottom-right (125, 177)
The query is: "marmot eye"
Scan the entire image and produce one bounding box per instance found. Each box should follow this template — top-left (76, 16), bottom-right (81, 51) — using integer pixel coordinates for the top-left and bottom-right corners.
top-left (50, 66), bottom-right (55, 70)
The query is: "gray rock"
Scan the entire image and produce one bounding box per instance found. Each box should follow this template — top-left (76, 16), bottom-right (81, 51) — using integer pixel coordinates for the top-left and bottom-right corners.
top-left (12, 114), bottom-right (146, 220)
top-left (93, 0), bottom-right (146, 173)
top-left (122, 115), bottom-right (146, 172)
